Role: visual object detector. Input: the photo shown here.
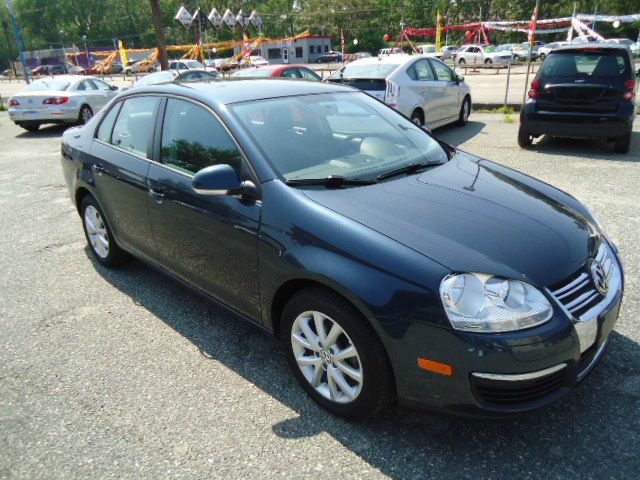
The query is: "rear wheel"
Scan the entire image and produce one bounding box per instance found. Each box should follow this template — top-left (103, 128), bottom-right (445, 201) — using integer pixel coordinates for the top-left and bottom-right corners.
top-left (78, 105), bottom-right (93, 125)
top-left (614, 131), bottom-right (631, 153)
top-left (80, 195), bottom-right (128, 267)
top-left (518, 126), bottom-right (533, 148)
top-left (282, 287), bottom-right (394, 419)
top-left (410, 109), bottom-right (424, 127)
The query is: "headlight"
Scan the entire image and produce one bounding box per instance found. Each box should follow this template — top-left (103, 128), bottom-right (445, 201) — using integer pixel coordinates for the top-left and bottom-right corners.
top-left (439, 273), bottom-right (553, 333)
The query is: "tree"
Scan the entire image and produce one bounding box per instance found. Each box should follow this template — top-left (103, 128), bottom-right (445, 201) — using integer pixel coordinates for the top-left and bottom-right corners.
top-left (149, 0), bottom-right (168, 69)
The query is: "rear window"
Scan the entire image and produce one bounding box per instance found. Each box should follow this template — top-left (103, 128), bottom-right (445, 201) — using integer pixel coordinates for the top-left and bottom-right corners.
top-left (23, 80), bottom-right (70, 92)
top-left (539, 51), bottom-right (630, 78)
top-left (339, 63), bottom-right (401, 79)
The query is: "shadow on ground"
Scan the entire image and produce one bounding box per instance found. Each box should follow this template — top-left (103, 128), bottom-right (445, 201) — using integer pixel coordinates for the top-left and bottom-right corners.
top-left (14, 123), bottom-right (71, 139)
top-left (91, 252), bottom-right (640, 478)
top-left (434, 120), bottom-right (486, 147)
top-left (526, 132), bottom-right (640, 162)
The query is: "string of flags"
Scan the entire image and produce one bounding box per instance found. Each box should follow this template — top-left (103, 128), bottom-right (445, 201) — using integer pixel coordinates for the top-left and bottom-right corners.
top-left (175, 6), bottom-right (262, 31)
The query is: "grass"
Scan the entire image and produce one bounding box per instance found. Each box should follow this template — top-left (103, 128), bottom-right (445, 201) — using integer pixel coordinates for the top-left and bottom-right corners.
top-left (0, 104), bottom-right (6, 111)
top-left (474, 106), bottom-right (515, 114)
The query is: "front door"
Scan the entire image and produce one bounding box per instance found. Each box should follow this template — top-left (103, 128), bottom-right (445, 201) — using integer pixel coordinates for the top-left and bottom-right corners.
top-left (429, 59), bottom-right (461, 121)
top-left (146, 97), bottom-right (261, 320)
top-left (90, 96), bottom-right (159, 258)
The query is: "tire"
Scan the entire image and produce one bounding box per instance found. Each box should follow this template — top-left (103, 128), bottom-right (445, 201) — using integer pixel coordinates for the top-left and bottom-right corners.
top-left (80, 195), bottom-right (128, 267)
top-left (410, 109), bottom-right (424, 127)
top-left (458, 96), bottom-right (471, 125)
top-left (458, 58), bottom-right (466, 65)
top-left (484, 58), bottom-right (492, 64)
top-left (20, 123), bottom-right (40, 132)
top-left (518, 126), bottom-right (533, 148)
top-left (78, 105), bottom-right (93, 125)
top-left (282, 287), bottom-right (394, 419)
top-left (614, 131), bottom-right (631, 153)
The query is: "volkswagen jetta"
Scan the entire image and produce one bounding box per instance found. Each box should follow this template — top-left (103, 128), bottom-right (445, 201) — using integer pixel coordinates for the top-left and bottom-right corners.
top-left (61, 79), bottom-right (623, 419)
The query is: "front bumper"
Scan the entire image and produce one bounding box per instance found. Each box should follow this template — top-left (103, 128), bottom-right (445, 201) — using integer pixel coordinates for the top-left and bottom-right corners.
top-left (520, 101), bottom-right (635, 139)
top-left (388, 249), bottom-right (623, 417)
top-left (9, 106), bottom-right (79, 124)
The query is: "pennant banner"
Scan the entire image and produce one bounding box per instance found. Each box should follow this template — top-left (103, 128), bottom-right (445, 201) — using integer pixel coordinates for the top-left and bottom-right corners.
top-left (175, 6), bottom-right (193, 30)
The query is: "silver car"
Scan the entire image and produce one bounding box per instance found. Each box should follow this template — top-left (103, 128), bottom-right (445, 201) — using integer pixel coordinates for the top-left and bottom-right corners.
top-left (8, 75), bottom-right (118, 132)
top-left (325, 55), bottom-right (471, 130)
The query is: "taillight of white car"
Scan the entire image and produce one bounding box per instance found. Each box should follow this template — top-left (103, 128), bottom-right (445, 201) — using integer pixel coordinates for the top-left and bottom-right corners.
top-left (384, 80), bottom-right (400, 107)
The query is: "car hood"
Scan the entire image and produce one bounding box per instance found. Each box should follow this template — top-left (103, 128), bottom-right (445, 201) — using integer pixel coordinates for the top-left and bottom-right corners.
top-left (302, 153), bottom-right (596, 288)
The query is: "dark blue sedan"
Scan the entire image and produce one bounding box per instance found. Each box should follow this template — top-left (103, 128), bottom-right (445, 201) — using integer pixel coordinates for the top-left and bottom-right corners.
top-left (61, 79), bottom-right (624, 419)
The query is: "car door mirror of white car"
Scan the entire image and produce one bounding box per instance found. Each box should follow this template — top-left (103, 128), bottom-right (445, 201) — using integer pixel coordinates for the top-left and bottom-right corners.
top-left (456, 75), bottom-right (464, 83)
top-left (109, 85), bottom-right (118, 91)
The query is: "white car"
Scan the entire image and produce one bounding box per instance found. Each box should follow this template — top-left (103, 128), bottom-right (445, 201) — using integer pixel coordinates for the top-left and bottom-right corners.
top-left (455, 45), bottom-right (512, 65)
top-left (415, 44), bottom-right (442, 58)
top-left (8, 75), bottom-right (118, 132)
top-left (538, 41), bottom-right (569, 61)
top-left (123, 60), bottom-right (157, 74)
top-left (325, 55), bottom-right (471, 130)
top-left (439, 46), bottom-right (459, 60)
top-left (605, 38), bottom-right (640, 56)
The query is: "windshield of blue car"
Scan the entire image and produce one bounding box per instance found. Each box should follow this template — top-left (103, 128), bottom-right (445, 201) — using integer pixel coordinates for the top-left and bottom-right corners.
top-left (23, 80), bottom-right (70, 92)
top-left (539, 51), bottom-right (631, 79)
top-left (338, 63), bottom-right (401, 79)
top-left (230, 91), bottom-right (449, 182)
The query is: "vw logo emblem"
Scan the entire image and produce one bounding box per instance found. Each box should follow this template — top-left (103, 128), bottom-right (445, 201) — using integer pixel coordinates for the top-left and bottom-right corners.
top-left (590, 260), bottom-right (609, 295)
top-left (319, 349), bottom-right (332, 365)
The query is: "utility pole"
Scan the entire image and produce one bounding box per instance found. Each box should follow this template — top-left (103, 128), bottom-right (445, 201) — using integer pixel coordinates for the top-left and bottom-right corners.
top-left (149, 0), bottom-right (169, 70)
top-left (6, 0), bottom-right (30, 83)
top-left (2, 20), bottom-right (18, 76)
top-left (522, 0), bottom-right (541, 106)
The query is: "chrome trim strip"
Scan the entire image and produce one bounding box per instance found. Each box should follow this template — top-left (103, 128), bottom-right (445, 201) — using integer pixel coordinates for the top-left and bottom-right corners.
top-left (555, 277), bottom-right (590, 300)
top-left (565, 290), bottom-right (599, 311)
top-left (472, 363), bottom-right (567, 382)
top-left (577, 338), bottom-right (609, 381)
top-left (552, 272), bottom-right (588, 296)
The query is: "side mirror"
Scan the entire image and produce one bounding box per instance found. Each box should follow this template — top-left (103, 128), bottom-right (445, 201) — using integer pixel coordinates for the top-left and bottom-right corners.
top-left (109, 85), bottom-right (118, 91)
top-left (456, 75), bottom-right (465, 83)
top-left (192, 164), bottom-right (256, 197)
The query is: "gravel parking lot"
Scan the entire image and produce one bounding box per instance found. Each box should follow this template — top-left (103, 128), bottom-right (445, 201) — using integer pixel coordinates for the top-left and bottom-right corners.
top-left (0, 111), bottom-right (638, 479)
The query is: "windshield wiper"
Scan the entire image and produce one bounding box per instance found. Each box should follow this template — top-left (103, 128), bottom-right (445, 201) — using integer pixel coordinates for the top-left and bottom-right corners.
top-left (376, 162), bottom-right (441, 181)
top-left (285, 175), bottom-right (378, 188)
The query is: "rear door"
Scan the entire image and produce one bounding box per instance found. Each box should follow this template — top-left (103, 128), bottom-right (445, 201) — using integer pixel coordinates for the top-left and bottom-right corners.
top-left (90, 95), bottom-right (160, 258)
top-left (76, 80), bottom-right (102, 111)
top-left (406, 59), bottom-right (441, 124)
top-left (146, 97), bottom-right (261, 320)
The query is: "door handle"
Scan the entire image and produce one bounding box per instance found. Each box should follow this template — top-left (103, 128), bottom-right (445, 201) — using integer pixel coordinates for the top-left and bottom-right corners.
top-left (92, 163), bottom-right (105, 174)
top-left (148, 188), bottom-right (165, 204)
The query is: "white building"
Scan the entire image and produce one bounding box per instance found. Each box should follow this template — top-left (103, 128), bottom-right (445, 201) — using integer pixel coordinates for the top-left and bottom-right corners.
top-left (234, 35), bottom-right (332, 64)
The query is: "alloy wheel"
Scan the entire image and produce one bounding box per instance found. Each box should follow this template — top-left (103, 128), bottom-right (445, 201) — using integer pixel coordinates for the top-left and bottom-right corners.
top-left (462, 100), bottom-right (470, 122)
top-left (290, 310), bottom-right (363, 403)
top-left (84, 205), bottom-right (109, 258)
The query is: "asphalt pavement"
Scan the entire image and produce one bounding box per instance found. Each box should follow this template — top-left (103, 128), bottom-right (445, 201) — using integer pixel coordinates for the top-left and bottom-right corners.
top-left (0, 111), bottom-right (638, 479)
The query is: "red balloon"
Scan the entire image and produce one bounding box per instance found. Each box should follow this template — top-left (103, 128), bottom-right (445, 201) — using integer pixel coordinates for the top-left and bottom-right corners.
top-left (465, 31), bottom-right (472, 40)
top-left (383, 34), bottom-right (390, 42)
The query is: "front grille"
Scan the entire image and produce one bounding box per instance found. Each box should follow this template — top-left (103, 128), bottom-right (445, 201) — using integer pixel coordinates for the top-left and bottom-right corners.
top-left (550, 242), bottom-right (616, 320)
top-left (472, 367), bottom-right (566, 407)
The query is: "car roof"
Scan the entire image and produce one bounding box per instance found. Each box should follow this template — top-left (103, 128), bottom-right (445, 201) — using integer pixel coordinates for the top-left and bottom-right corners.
top-left (553, 43), bottom-right (631, 52)
top-left (352, 55), bottom-right (419, 66)
top-left (128, 79), bottom-right (354, 105)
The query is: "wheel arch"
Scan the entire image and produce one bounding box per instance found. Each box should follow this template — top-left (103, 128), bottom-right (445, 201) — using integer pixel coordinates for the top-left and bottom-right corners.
top-left (75, 186), bottom-right (92, 214)
top-left (410, 107), bottom-right (425, 125)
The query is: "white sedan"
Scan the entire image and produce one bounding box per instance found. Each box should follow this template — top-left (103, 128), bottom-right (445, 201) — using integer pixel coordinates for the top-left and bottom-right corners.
top-left (325, 55), bottom-right (471, 130)
top-left (455, 45), bottom-right (513, 65)
top-left (8, 75), bottom-right (118, 132)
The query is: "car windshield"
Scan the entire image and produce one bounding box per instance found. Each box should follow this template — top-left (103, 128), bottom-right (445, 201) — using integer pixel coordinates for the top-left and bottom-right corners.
top-left (338, 63), bottom-right (401, 79)
top-left (23, 80), bottom-right (70, 92)
top-left (539, 51), bottom-right (630, 78)
top-left (134, 71), bottom-right (176, 86)
top-left (185, 60), bottom-right (204, 68)
top-left (484, 45), bottom-right (496, 53)
top-left (422, 45), bottom-right (436, 53)
top-left (230, 91), bottom-right (448, 182)
top-left (234, 68), bottom-right (272, 78)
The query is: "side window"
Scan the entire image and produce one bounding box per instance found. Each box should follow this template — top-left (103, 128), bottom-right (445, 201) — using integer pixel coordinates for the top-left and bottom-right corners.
top-left (281, 68), bottom-right (302, 78)
top-left (160, 98), bottom-right (243, 176)
top-left (85, 80), bottom-right (99, 90)
top-left (178, 62), bottom-right (187, 69)
top-left (93, 79), bottom-right (112, 90)
top-left (300, 68), bottom-right (320, 81)
top-left (77, 81), bottom-right (87, 91)
top-left (408, 60), bottom-right (434, 81)
top-left (96, 102), bottom-right (121, 142)
top-left (431, 60), bottom-right (455, 82)
top-left (111, 96), bottom-right (159, 158)
top-left (168, 62), bottom-right (176, 69)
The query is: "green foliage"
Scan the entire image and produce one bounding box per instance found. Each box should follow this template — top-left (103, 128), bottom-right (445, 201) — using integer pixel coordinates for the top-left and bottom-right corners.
top-left (1, 0), bottom-right (640, 69)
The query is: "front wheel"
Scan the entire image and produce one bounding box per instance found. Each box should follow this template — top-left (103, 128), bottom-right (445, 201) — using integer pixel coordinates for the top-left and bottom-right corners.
top-left (410, 109), bottom-right (424, 127)
top-left (282, 287), bottom-right (394, 419)
top-left (484, 58), bottom-right (492, 64)
top-left (458, 97), bottom-right (471, 125)
top-left (81, 195), bottom-right (128, 267)
top-left (79, 105), bottom-right (93, 125)
top-left (614, 131), bottom-right (631, 153)
top-left (518, 126), bottom-right (533, 148)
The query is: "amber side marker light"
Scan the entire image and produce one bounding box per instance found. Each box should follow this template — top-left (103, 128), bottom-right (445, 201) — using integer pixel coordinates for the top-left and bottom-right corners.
top-left (417, 357), bottom-right (453, 376)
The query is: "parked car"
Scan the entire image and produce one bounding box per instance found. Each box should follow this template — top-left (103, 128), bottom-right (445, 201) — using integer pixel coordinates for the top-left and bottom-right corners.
top-left (123, 60), bottom-right (157, 74)
top-left (8, 75), bottom-right (118, 131)
top-left (324, 55), bottom-right (470, 130)
top-left (415, 44), bottom-right (442, 58)
top-left (439, 45), bottom-right (459, 60)
top-left (455, 45), bottom-right (512, 65)
top-left (232, 64), bottom-right (321, 81)
top-left (538, 41), bottom-right (569, 61)
top-left (68, 65), bottom-right (99, 75)
top-left (519, 43), bottom-right (637, 153)
top-left (605, 38), bottom-right (640, 56)
top-left (509, 43), bottom-right (539, 62)
top-left (316, 51), bottom-right (343, 63)
top-left (61, 79), bottom-right (623, 419)
top-left (31, 64), bottom-right (67, 76)
top-left (166, 59), bottom-right (217, 74)
top-left (205, 57), bottom-right (239, 70)
top-left (133, 69), bottom-right (217, 87)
